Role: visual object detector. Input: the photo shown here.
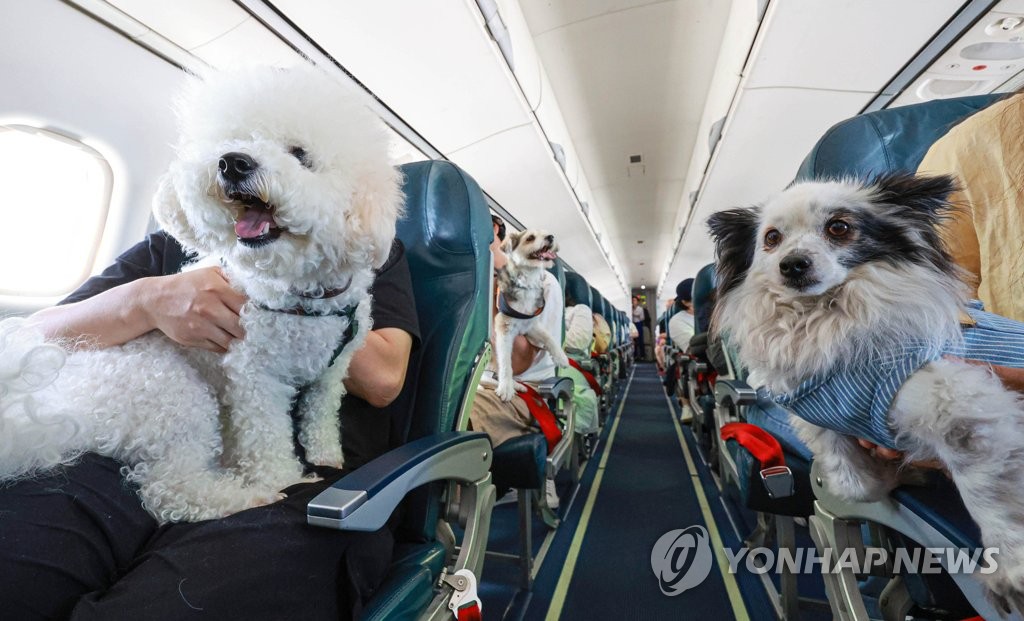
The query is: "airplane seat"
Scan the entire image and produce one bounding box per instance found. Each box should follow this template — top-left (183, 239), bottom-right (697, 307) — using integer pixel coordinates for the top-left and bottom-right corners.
top-left (306, 160), bottom-right (496, 620)
top-left (615, 309), bottom-right (632, 370)
top-left (681, 264), bottom-right (722, 455)
top-left (745, 93), bottom-right (1007, 620)
top-left (562, 270), bottom-right (603, 459)
top-left (597, 296), bottom-right (620, 400)
top-left (590, 286), bottom-right (614, 419)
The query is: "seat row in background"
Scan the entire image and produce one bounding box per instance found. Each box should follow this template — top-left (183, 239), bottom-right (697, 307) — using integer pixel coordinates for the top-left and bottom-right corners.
top-left (303, 158), bottom-right (633, 618)
top-left (672, 95), bottom-right (1009, 621)
top-left (486, 255), bottom-right (635, 598)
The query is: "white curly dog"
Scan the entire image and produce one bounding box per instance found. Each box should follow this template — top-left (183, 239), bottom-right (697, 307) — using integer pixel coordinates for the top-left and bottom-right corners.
top-left (0, 65), bottom-right (403, 523)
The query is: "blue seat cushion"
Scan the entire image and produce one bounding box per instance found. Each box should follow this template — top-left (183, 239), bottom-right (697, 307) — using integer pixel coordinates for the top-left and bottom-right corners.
top-left (894, 473), bottom-right (981, 551)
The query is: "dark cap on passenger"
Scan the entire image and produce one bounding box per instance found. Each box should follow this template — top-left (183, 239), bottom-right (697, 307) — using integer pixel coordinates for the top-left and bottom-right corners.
top-left (675, 278), bottom-right (694, 303)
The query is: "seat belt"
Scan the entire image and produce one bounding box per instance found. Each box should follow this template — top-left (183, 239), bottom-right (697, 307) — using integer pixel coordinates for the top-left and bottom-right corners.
top-left (515, 383), bottom-right (563, 454)
top-left (720, 423), bottom-right (794, 499)
top-left (567, 358), bottom-right (602, 395)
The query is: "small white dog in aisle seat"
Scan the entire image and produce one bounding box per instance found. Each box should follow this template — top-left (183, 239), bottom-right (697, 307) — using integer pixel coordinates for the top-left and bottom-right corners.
top-left (493, 229), bottom-right (570, 401)
top-left (0, 65), bottom-right (403, 523)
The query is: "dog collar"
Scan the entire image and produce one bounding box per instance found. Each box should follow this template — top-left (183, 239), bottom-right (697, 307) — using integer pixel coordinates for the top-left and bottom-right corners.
top-left (293, 276), bottom-right (352, 300)
top-left (257, 301), bottom-right (357, 319)
top-left (498, 292), bottom-right (544, 319)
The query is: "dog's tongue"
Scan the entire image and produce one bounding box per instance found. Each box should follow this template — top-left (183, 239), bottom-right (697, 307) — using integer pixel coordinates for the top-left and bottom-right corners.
top-left (539, 250), bottom-right (557, 260)
top-left (235, 209), bottom-right (274, 239)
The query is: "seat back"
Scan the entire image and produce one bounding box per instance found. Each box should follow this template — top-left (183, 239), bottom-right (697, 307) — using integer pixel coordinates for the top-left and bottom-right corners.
top-left (564, 270), bottom-right (591, 309)
top-left (392, 160), bottom-right (492, 540)
top-left (795, 94), bottom-right (1001, 180)
top-left (692, 263), bottom-right (716, 335)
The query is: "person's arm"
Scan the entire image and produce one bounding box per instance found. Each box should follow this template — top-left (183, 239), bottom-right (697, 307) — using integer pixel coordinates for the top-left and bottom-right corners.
top-left (342, 240), bottom-right (420, 408)
top-left (343, 328), bottom-right (414, 408)
top-left (28, 267), bottom-right (246, 352)
top-left (511, 337), bottom-right (541, 375)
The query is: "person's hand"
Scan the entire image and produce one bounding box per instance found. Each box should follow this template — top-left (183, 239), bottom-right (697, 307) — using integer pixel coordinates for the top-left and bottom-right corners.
top-left (856, 438), bottom-right (946, 471)
top-left (141, 267), bottom-right (247, 353)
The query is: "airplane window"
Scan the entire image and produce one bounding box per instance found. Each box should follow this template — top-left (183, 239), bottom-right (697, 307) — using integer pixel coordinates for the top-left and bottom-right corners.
top-left (0, 125), bottom-right (112, 297)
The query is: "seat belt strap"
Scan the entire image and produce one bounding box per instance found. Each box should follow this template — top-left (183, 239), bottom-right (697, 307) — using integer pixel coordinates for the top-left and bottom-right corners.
top-left (515, 383), bottom-right (563, 454)
top-left (567, 358), bottom-right (602, 395)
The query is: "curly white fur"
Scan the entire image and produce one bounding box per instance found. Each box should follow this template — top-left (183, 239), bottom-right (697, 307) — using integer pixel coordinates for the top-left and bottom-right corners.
top-left (0, 65), bottom-right (402, 523)
top-left (710, 174), bottom-right (1024, 614)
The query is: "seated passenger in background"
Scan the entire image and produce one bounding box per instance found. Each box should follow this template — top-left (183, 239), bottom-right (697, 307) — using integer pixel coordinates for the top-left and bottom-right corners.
top-left (593, 311), bottom-right (612, 355)
top-left (564, 298), bottom-right (600, 435)
top-left (655, 332), bottom-right (668, 373)
top-left (663, 278), bottom-right (696, 396)
top-left (1, 231), bottom-right (419, 621)
top-left (471, 216), bottom-right (562, 507)
top-left (668, 278), bottom-right (696, 346)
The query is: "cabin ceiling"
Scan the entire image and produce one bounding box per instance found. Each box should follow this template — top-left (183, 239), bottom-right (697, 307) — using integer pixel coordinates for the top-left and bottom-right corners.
top-left (518, 0), bottom-right (732, 290)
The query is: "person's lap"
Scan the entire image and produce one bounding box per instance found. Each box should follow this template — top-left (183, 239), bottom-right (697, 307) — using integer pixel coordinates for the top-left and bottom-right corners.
top-left (0, 454), bottom-right (394, 621)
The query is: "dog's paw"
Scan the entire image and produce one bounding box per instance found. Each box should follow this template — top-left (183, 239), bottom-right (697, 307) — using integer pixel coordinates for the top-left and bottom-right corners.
top-left (496, 381), bottom-right (517, 402)
top-left (822, 463), bottom-right (896, 503)
top-left (552, 350), bottom-right (570, 368)
top-left (305, 446), bottom-right (344, 471)
top-left (247, 491), bottom-right (287, 510)
top-left (981, 564), bottom-right (1024, 618)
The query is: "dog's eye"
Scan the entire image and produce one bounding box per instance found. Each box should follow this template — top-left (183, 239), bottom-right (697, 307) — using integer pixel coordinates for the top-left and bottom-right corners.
top-left (826, 220), bottom-right (850, 238)
top-left (764, 228), bottom-right (782, 249)
top-left (289, 146), bottom-right (312, 169)
top-left (526, 235), bottom-right (535, 242)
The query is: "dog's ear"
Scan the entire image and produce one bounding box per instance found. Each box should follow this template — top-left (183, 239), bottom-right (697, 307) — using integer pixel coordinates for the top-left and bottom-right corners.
top-left (707, 207), bottom-right (760, 297)
top-left (502, 230), bottom-right (522, 254)
top-left (347, 165), bottom-right (404, 269)
top-left (872, 172), bottom-right (960, 223)
top-left (152, 172), bottom-right (207, 254)
top-left (871, 172), bottom-right (963, 278)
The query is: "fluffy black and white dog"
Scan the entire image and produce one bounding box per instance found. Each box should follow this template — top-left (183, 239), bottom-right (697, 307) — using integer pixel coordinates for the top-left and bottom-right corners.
top-left (708, 172), bottom-right (1024, 613)
top-left (492, 229), bottom-right (569, 401)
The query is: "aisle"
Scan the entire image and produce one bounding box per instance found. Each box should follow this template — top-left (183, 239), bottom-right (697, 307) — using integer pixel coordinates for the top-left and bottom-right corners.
top-left (528, 363), bottom-right (749, 620)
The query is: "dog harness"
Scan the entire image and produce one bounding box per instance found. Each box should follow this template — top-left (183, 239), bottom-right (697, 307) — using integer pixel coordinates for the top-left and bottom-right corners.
top-left (760, 301), bottom-right (1024, 451)
top-left (497, 291), bottom-right (544, 320)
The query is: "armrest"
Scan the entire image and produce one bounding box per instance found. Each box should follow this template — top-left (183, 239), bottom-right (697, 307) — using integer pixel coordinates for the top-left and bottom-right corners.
top-left (567, 350), bottom-right (597, 373)
top-left (714, 378), bottom-right (757, 407)
top-left (307, 431), bottom-right (492, 531)
top-left (535, 376), bottom-right (575, 476)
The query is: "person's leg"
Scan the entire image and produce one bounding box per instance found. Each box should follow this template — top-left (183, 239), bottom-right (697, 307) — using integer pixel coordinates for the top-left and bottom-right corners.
top-left (68, 469), bottom-right (394, 621)
top-left (634, 322), bottom-right (645, 360)
top-left (0, 454), bottom-right (158, 620)
top-left (469, 387), bottom-right (534, 448)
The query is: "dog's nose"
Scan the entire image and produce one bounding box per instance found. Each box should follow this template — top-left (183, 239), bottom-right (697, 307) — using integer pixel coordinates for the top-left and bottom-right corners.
top-left (545, 234), bottom-right (554, 243)
top-left (218, 152), bottom-right (257, 182)
top-left (779, 254), bottom-right (812, 277)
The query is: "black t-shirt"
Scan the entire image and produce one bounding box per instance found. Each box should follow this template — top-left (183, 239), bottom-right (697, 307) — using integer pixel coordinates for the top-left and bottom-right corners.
top-left (60, 231), bottom-right (420, 470)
